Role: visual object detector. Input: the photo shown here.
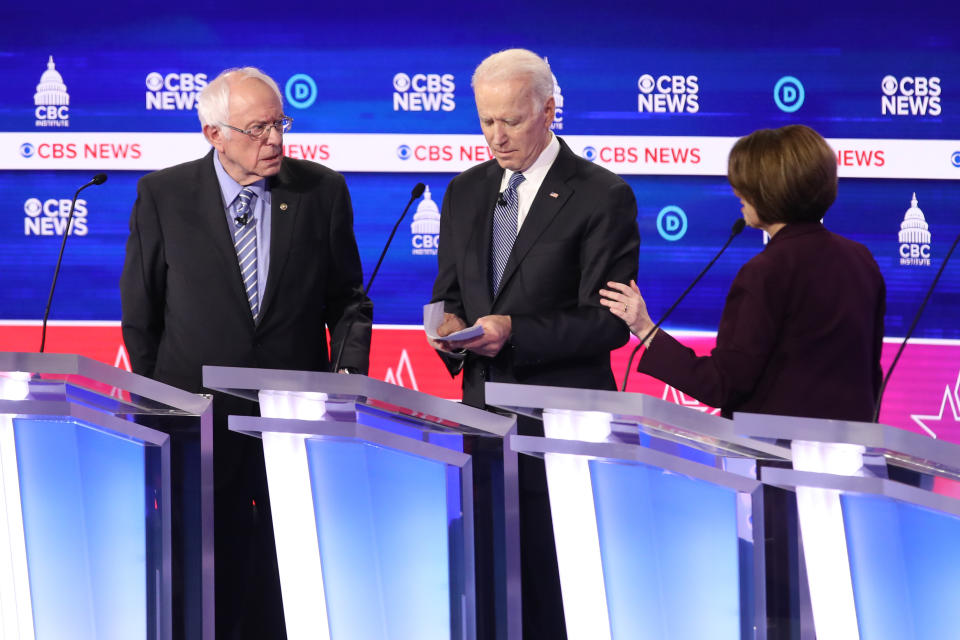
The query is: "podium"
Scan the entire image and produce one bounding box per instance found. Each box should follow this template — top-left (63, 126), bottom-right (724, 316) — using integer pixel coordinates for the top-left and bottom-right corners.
top-left (485, 382), bottom-right (790, 640)
top-left (202, 367), bottom-right (519, 640)
top-left (735, 412), bottom-right (960, 640)
top-left (0, 352), bottom-right (212, 640)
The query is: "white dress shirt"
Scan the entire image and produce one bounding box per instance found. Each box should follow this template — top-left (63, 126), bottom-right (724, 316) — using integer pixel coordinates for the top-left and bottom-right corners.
top-left (498, 132), bottom-right (561, 232)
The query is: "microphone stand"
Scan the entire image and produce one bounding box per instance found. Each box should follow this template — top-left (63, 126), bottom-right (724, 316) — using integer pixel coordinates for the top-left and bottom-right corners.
top-left (620, 218), bottom-right (746, 391)
top-left (872, 230), bottom-right (960, 423)
top-left (39, 174), bottom-right (107, 352)
top-left (331, 183), bottom-right (426, 372)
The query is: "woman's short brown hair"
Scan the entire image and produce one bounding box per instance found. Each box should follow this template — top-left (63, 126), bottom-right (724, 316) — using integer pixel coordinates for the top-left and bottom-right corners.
top-left (727, 125), bottom-right (837, 225)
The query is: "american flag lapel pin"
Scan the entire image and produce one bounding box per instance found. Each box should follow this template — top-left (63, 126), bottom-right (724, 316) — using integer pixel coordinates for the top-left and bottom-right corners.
top-left (549, 192), bottom-right (559, 198)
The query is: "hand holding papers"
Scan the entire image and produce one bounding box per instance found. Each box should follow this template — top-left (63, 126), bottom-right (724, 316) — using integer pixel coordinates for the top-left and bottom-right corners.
top-left (423, 301), bottom-right (484, 341)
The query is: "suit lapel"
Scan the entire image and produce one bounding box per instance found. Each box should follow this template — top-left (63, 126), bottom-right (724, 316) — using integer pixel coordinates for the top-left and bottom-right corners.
top-left (197, 151), bottom-right (256, 323)
top-left (494, 141), bottom-right (576, 300)
top-left (259, 161), bottom-right (300, 321)
top-left (465, 161), bottom-right (504, 310)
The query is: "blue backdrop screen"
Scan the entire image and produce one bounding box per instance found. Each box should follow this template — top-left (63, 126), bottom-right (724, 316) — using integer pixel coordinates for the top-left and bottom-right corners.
top-left (1, 0), bottom-right (958, 339)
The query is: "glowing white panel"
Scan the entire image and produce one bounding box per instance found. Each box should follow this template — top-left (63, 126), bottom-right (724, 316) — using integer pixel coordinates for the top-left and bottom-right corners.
top-left (792, 440), bottom-right (865, 640)
top-left (542, 409), bottom-right (612, 640)
top-left (259, 391), bottom-right (330, 640)
top-left (0, 413), bottom-right (36, 640)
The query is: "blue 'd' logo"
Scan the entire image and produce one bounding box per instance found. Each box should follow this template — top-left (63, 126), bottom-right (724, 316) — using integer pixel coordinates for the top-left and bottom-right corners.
top-left (951, 151), bottom-right (960, 168)
top-left (656, 205), bottom-right (688, 241)
top-left (20, 142), bottom-right (35, 158)
top-left (285, 74), bottom-right (317, 109)
top-left (774, 76), bottom-right (805, 113)
top-left (582, 146), bottom-right (597, 162)
top-left (397, 144), bottom-right (412, 160)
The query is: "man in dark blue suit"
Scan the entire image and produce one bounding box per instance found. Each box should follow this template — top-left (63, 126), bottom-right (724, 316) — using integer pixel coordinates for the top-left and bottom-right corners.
top-left (430, 49), bottom-right (640, 639)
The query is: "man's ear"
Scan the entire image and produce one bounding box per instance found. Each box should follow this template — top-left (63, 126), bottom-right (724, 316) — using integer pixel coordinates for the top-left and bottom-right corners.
top-left (543, 96), bottom-right (556, 127)
top-left (203, 124), bottom-right (224, 151)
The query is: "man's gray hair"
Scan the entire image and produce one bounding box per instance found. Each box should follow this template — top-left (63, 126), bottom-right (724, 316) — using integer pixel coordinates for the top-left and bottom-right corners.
top-left (197, 67), bottom-right (283, 130)
top-left (471, 49), bottom-right (554, 106)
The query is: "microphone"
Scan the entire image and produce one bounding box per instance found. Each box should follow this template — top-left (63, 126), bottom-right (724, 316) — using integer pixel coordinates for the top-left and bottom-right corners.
top-left (873, 229), bottom-right (959, 422)
top-left (331, 182), bottom-right (426, 372)
top-left (620, 218), bottom-right (746, 391)
top-left (234, 213), bottom-right (249, 227)
top-left (39, 173), bottom-right (108, 352)
top-left (497, 192), bottom-right (507, 206)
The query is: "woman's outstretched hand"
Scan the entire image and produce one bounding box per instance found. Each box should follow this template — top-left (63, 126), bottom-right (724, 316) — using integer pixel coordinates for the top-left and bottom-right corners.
top-left (599, 279), bottom-right (657, 342)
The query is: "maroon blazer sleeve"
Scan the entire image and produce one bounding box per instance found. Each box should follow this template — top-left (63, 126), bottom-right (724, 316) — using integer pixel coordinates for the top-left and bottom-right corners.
top-left (637, 258), bottom-right (778, 410)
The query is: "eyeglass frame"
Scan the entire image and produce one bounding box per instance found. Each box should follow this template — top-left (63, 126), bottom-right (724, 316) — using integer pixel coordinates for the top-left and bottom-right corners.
top-left (218, 116), bottom-right (293, 140)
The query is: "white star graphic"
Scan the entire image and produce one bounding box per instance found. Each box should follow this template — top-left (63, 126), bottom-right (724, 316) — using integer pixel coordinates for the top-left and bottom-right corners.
top-left (661, 384), bottom-right (721, 416)
top-left (910, 370), bottom-right (960, 439)
top-left (383, 348), bottom-right (419, 391)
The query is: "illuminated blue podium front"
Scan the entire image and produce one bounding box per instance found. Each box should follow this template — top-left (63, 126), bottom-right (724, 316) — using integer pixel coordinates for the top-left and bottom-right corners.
top-left (203, 367), bottom-right (518, 640)
top-left (0, 352), bottom-right (211, 640)
top-left (486, 382), bottom-right (790, 640)
top-left (736, 413), bottom-right (960, 640)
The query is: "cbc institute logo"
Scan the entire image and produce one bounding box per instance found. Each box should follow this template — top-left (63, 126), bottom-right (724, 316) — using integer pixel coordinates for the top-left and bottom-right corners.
top-left (898, 193), bottom-right (932, 266)
top-left (410, 185), bottom-right (440, 255)
top-left (34, 55), bottom-right (70, 128)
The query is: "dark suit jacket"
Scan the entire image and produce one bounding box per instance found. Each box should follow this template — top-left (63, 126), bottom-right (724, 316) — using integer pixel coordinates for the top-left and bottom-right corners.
top-left (638, 222), bottom-right (886, 422)
top-left (120, 150), bottom-right (372, 393)
top-left (432, 138), bottom-right (641, 408)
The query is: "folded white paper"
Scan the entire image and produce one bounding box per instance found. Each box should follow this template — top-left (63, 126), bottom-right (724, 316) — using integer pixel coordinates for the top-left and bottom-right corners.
top-left (423, 301), bottom-right (484, 341)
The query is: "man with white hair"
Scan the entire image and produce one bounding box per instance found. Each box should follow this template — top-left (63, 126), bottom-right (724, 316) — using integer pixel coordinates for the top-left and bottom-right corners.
top-left (121, 67), bottom-right (372, 639)
top-left (430, 49), bottom-right (640, 638)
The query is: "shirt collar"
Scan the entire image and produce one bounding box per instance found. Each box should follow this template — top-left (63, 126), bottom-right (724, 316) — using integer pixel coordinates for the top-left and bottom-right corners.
top-left (212, 151), bottom-right (266, 209)
top-left (501, 132), bottom-right (560, 188)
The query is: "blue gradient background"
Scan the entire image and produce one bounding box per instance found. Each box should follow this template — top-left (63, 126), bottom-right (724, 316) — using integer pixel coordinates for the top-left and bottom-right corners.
top-left (1, 0), bottom-right (958, 336)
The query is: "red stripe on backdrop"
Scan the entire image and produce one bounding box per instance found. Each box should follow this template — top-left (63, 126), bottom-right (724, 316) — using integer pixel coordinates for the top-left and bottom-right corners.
top-left (3, 323), bottom-right (959, 447)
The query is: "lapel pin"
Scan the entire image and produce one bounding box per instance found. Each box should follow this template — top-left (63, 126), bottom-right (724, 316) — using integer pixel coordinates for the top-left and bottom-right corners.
top-left (549, 192), bottom-right (559, 198)
top-left (279, 202), bottom-right (288, 211)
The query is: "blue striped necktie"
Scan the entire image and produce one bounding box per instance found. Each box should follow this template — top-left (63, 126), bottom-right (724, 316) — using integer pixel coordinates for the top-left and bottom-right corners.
top-left (491, 172), bottom-right (525, 295)
top-left (233, 187), bottom-right (259, 318)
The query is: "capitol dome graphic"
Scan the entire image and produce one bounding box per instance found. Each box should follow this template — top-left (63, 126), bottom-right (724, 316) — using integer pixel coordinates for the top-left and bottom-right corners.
top-left (410, 185), bottom-right (440, 235)
top-left (34, 56), bottom-right (69, 107)
top-left (898, 193), bottom-right (931, 244)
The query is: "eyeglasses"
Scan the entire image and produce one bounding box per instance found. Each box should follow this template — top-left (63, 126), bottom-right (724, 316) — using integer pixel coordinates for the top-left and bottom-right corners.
top-left (219, 116), bottom-right (293, 140)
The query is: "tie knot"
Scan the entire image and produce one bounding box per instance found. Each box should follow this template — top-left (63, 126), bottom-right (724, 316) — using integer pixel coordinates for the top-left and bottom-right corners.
top-left (508, 172), bottom-right (525, 191)
top-left (235, 187), bottom-right (256, 215)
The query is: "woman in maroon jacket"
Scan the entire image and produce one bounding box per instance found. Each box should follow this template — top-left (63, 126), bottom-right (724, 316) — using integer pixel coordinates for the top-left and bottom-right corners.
top-left (601, 124), bottom-right (886, 422)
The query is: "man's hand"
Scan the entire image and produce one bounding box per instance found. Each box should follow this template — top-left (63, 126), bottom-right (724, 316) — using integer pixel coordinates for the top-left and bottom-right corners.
top-left (428, 313), bottom-right (468, 354)
top-left (448, 314), bottom-right (512, 358)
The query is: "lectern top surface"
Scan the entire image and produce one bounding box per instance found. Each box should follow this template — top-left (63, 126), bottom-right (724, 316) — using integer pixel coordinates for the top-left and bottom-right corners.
top-left (203, 365), bottom-right (516, 437)
top-left (485, 381), bottom-right (791, 461)
top-left (0, 351), bottom-right (210, 417)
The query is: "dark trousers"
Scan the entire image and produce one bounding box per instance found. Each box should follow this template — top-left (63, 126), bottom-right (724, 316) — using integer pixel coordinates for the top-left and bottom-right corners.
top-left (515, 424), bottom-right (567, 640)
top-left (761, 465), bottom-right (801, 640)
top-left (211, 393), bottom-right (287, 640)
top-left (468, 414), bottom-right (567, 640)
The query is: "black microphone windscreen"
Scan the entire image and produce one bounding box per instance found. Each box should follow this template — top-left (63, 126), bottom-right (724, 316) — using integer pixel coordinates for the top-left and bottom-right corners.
top-left (731, 218), bottom-right (747, 235)
top-left (411, 183), bottom-right (426, 199)
top-left (92, 173), bottom-right (108, 185)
